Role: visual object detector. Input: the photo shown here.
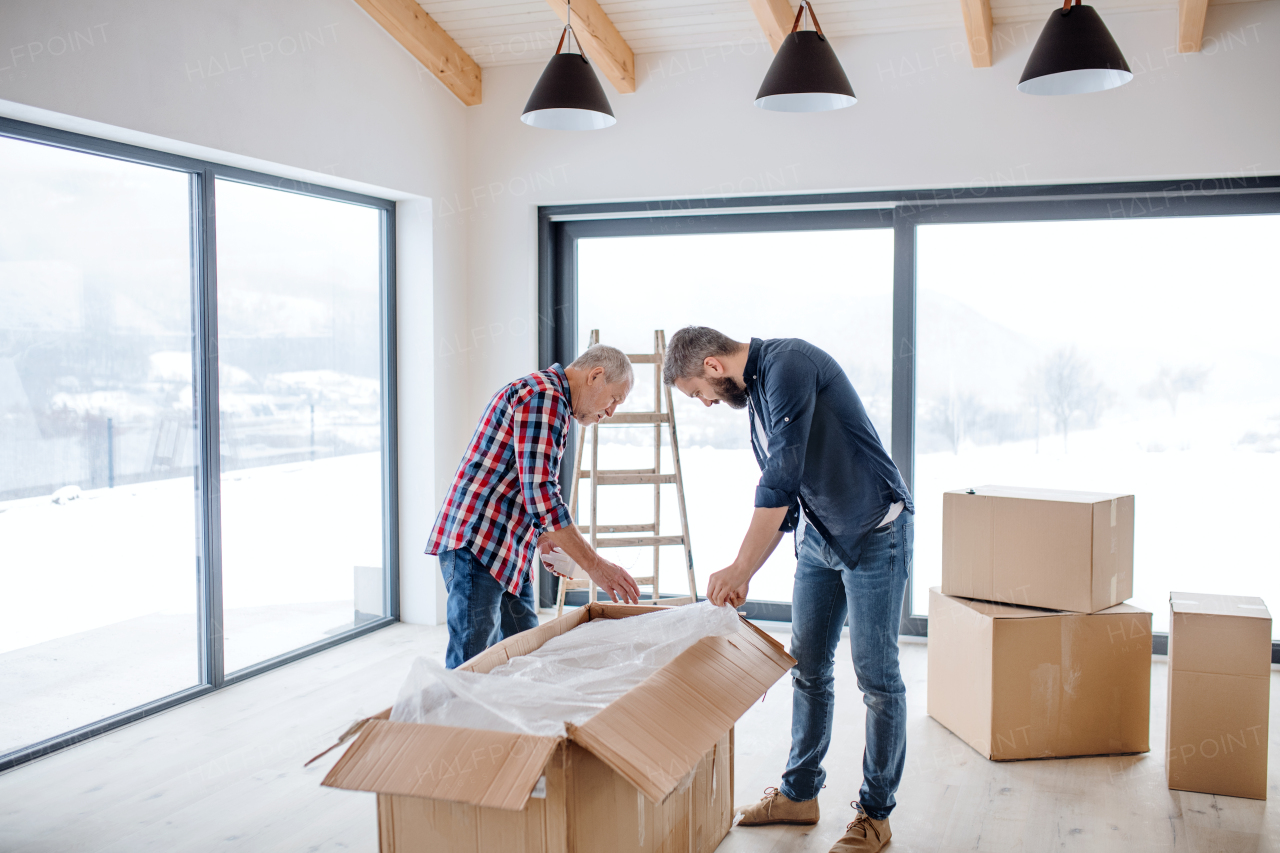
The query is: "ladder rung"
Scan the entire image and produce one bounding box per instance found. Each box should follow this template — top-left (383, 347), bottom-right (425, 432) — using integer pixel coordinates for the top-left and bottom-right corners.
top-left (584, 524), bottom-right (654, 534)
top-left (559, 578), bottom-right (591, 589)
top-left (607, 413), bottom-right (669, 425)
top-left (579, 468), bottom-right (654, 479)
top-left (631, 576), bottom-right (656, 584)
top-left (626, 353), bottom-right (661, 363)
top-left (657, 595), bottom-right (695, 606)
top-left (595, 535), bottom-right (685, 548)
top-left (597, 473), bottom-right (676, 486)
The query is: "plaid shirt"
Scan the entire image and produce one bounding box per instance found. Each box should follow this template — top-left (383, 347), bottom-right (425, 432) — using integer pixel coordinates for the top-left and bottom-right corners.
top-left (426, 365), bottom-right (576, 593)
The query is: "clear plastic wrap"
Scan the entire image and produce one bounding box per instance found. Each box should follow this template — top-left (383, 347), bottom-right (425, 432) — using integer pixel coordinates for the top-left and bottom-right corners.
top-left (391, 601), bottom-right (741, 737)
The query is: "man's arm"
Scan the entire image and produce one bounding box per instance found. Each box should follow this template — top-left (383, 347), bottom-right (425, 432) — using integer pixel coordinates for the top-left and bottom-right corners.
top-left (709, 350), bottom-right (822, 607)
top-left (512, 392), bottom-right (640, 604)
top-left (539, 525), bottom-right (641, 604)
top-left (706, 505), bottom-right (789, 606)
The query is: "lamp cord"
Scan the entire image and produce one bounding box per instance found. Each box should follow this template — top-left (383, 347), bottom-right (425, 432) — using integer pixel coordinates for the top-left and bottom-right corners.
top-left (789, 0), bottom-right (826, 37)
top-left (1060, 0), bottom-right (1080, 11)
top-left (556, 0), bottom-right (577, 55)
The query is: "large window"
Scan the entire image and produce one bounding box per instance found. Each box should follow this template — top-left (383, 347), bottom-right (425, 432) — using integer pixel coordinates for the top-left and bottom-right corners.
top-left (215, 180), bottom-right (387, 672)
top-left (0, 135), bottom-right (199, 757)
top-left (576, 229), bottom-right (893, 603)
top-left (0, 120), bottom-right (396, 771)
top-left (912, 215), bottom-right (1280, 632)
top-left (542, 177), bottom-right (1280, 649)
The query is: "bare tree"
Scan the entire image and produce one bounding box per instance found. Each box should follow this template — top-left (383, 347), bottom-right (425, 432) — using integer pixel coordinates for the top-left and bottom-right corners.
top-left (928, 390), bottom-right (983, 454)
top-left (1032, 347), bottom-right (1109, 452)
top-left (1140, 365), bottom-right (1210, 415)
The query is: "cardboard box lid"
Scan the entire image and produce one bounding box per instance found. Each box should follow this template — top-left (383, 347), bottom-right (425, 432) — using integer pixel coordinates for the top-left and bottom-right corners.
top-left (946, 485), bottom-right (1130, 504)
top-left (1170, 591), bottom-right (1271, 620)
top-left (322, 719), bottom-right (560, 810)
top-left (321, 608), bottom-right (795, 810)
top-left (937, 589), bottom-right (1145, 621)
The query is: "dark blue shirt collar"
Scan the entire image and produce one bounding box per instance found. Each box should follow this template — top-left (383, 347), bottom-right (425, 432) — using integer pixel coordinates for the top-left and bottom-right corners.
top-left (743, 338), bottom-right (763, 391)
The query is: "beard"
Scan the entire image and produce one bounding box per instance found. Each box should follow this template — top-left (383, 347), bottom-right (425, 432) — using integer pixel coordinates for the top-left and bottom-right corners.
top-left (709, 374), bottom-right (750, 410)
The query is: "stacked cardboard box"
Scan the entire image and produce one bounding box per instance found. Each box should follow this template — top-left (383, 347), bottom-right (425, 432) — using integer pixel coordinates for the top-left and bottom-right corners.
top-left (318, 603), bottom-right (796, 853)
top-left (929, 485), bottom-right (1152, 761)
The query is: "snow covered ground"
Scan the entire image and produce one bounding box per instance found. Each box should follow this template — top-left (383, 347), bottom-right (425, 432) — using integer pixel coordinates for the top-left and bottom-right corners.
top-left (592, 407), bottom-right (1280, 638)
top-left (4, 413), bottom-right (1276, 753)
top-left (914, 410), bottom-right (1280, 631)
top-left (0, 453), bottom-right (383, 751)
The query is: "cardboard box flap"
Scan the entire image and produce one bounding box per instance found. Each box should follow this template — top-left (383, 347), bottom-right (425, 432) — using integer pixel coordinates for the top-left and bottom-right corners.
top-left (942, 593), bottom-right (1067, 620)
top-left (569, 617), bottom-right (795, 803)
top-left (940, 590), bottom-right (1145, 621)
top-left (462, 605), bottom-right (594, 674)
top-left (1170, 591), bottom-right (1271, 620)
top-left (954, 485), bottom-right (1130, 504)
top-left (588, 602), bottom-right (675, 619)
top-left (321, 719), bottom-right (559, 811)
top-left (460, 604), bottom-right (671, 674)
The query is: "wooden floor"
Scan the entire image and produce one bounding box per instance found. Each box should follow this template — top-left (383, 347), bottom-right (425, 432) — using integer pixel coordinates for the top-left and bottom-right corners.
top-left (1, 616), bottom-right (1276, 853)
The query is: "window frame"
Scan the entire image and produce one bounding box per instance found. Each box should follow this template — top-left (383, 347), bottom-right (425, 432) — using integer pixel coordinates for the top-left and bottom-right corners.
top-left (537, 172), bottom-right (1280, 655)
top-left (0, 117), bottom-right (400, 772)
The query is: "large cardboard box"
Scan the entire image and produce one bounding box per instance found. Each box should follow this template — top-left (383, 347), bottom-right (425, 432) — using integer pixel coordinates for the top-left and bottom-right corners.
top-left (927, 588), bottom-right (1151, 760)
top-left (319, 603), bottom-right (795, 852)
top-left (1166, 592), bottom-right (1271, 800)
top-left (942, 485), bottom-right (1135, 613)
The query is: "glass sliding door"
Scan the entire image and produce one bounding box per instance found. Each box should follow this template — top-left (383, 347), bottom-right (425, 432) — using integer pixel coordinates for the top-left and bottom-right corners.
top-left (912, 215), bottom-right (1280, 632)
top-left (0, 119), bottom-right (395, 771)
top-left (576, 229), bottom-right (894, 603)
top-left (214, 180), bottom-right (386, 673)
top-left (0, 136), bottom-right (200, 754)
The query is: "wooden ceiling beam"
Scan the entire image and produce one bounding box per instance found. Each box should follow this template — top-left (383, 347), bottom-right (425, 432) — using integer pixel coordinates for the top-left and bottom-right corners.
top-left (1178, 0), bottom-right (1209, 52)
top-left (545, 0), bottom-right (636, 94)
top-left (352, 0), bottom-right (482, 105)
top-left (749, 0), bottom-right (796, 53)
top-left (959, 0), bottom-right (994, 68)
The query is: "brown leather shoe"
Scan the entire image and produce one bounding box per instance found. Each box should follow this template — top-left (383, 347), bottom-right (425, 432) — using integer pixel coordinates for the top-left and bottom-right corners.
top-left (829, 807), bottom-right (891, 852)
top-left (736, 786), bottom-right (819, 826)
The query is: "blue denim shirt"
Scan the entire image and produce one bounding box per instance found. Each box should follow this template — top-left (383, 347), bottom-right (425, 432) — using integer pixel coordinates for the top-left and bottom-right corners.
top-left (744, 337), bottom-right (913, 569)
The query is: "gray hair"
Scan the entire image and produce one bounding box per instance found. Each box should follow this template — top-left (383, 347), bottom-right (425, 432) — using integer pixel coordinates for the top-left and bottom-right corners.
top-left (663, 326), bottom-right (742, 385)
top-left (568, 344), bottom-right (634, 386)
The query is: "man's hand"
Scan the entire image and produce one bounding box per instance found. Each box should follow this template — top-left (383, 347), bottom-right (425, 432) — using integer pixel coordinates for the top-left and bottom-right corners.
top-left (584, 557), bottom-right (642, 605)
top-left (706, 563), bottom-right (751, 607)
top-left (706, 506), bottom-right (790, 607)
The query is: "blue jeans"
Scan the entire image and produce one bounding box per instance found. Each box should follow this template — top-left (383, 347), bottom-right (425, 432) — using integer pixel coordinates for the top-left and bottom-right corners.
top-left (440, 547), bottom-right (539, 669)
top-left (780, 512), bottom-right (912, 821)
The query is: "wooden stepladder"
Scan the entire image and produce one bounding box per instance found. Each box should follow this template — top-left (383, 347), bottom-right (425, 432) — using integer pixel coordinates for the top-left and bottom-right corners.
top-left (555, 330), bottom-right (698, 614)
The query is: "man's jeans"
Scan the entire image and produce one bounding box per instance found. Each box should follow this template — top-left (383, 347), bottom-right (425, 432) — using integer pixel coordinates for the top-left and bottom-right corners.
top-left (780, 512), bottom-right (912, 821)
top-left (440, 547), bottom-right (539, 669)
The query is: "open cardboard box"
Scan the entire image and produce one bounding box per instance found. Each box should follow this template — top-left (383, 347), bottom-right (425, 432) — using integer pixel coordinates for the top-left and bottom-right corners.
top-left (317, 603), bottom-right (796, 852)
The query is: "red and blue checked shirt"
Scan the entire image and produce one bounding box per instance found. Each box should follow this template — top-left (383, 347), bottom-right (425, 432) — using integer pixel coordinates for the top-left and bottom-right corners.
top-left (425, 365), bottom-right (576, 593)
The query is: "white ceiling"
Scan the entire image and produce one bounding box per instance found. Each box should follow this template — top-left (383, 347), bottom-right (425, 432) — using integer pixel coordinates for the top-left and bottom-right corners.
top-left (416, 0), bottom-right (1255, 67)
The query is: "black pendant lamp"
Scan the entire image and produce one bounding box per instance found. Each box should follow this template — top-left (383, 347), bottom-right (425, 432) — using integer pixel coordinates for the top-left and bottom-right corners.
top-left (521, 0), bottom-right (615, 130)
top-left (1018, 0), bottom-right (1132, 95)
top-left (755, 0), bottom-right (855, 112)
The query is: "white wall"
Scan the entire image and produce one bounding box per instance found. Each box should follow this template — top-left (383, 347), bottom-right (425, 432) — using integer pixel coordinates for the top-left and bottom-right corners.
top-left (462, 0), bottom-right (1280, 413)
top-left (0, 0), bottom-right (471, 624)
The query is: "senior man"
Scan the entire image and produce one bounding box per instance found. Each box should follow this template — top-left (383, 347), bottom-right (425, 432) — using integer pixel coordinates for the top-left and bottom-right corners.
top-left (664, 327), bottom-right (913, 853)
top-left (427, 344), bottom-right (641, 669)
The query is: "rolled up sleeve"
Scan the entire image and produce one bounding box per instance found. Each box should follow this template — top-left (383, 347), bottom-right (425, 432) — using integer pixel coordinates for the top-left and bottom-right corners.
top-left (513, 391), bottom-right (574, 534)
top-left (754, 350), bottom-right (820, 511)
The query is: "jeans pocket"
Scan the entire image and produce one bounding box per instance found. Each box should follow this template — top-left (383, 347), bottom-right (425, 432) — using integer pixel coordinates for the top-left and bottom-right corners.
top-left (439, 551), bottom-right (456, 593)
